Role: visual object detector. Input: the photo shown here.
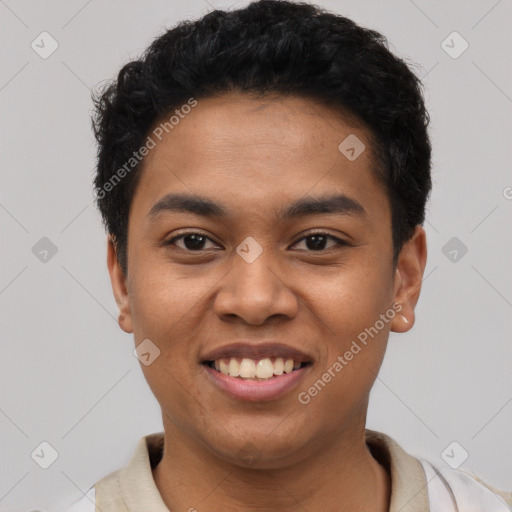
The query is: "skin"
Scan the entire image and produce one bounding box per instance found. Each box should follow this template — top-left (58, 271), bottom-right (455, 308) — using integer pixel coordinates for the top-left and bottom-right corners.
top-left (107, 92), bottom-right (427, 512)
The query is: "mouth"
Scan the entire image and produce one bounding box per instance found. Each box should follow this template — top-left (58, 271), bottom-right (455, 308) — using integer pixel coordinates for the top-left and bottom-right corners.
top-left (200, 342), bottom-right (313, 401)
top-left (203, 357), bottom-right (312, 381)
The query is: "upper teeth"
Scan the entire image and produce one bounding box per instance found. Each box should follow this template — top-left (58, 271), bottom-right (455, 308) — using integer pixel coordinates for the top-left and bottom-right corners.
top-left (213, 357), bottom-right (302, 379)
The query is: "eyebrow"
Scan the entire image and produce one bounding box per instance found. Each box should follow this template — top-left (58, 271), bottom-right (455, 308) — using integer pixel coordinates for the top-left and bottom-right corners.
top-left (147, 192), bottom-right (367, 221)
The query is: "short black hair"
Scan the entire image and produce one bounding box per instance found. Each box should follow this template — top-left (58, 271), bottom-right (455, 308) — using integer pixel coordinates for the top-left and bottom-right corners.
top-left (92, 0), bottom-right (432, 274)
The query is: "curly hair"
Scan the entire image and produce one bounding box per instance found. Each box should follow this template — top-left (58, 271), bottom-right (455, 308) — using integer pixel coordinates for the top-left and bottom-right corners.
top-left (92, 0), bottom-right (432, 274)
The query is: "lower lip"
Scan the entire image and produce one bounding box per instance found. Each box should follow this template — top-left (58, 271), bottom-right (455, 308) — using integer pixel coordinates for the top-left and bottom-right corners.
top-left (202, 364), bottom-right (310, 402)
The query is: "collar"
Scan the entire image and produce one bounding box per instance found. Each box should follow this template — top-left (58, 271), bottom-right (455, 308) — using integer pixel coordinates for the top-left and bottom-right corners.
top-left (365, 429), bottom-right (429, 511)
top-left (109, 429), bottom-right (429, 511)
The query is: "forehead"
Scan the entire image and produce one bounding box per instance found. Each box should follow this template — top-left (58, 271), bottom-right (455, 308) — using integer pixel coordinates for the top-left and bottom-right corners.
top-left (132, 93), bottom-right (389, 225)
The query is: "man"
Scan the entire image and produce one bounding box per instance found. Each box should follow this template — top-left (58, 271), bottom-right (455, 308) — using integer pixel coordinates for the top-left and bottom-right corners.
top-left (68, 0), bottom-right (511, 510)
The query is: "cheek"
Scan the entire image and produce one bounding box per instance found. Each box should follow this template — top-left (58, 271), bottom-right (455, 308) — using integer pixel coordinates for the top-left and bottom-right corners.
top-left (127, 254), bottom-right (218, 338)
top-left (307, 258), bottom-right (393, 391)
top-left (301, 277), bottom-right (391, 421)
top-left (129, 270), bottom-right (206, 425)
top-left (311, 258), bottom-right (394, 337)
top-left (139, 357), bottom-right (208, 435)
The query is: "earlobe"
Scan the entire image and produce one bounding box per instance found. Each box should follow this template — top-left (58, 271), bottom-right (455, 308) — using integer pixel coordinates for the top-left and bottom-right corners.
top-left (106, 236), bottom-right (133, 333)
top-left (391, 311), bottom-right (412, 333)
top-left (390, 226), bottom-right (427, 334)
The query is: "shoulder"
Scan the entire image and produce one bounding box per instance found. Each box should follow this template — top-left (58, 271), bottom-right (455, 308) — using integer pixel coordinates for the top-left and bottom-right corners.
top-left (64, 467), bottom-right (125, 511)
top-left (419, 459), bottom-right (512, 511)
top-left (364, 429), bottom-right (511, 511)
top-left (64, 433), bottom-right (162, 510)
top-left (64, 487), bottom-right (95, 512)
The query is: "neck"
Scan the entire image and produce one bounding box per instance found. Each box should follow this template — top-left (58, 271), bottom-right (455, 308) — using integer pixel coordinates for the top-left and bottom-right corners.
top-left (153, 419), bottom-right (391, 512)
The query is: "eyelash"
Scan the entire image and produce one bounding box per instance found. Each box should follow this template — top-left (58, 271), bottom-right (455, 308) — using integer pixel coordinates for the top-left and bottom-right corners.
top-left (165, 230), bottom-right (349, 252)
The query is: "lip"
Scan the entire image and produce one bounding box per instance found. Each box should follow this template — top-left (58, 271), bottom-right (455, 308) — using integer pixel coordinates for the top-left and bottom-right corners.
top-left (200, 341), bottom-right (312, 364)
top-left (202, 363), bottom-right (311, 402)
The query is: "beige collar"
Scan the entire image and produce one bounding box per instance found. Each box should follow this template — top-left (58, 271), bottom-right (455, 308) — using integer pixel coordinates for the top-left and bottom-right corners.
top-left (365, 429), bottom-right (429, 511)
top-left (96, 429), bottom-right (429, 511)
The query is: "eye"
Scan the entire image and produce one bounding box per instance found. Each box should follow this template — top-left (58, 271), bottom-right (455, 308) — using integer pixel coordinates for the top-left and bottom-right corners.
top-left (165, 232), bottom-right (219, 251)
top-left (291, 232), bottom-right (348, 251)
top-left (164, 231), bottom-right (348, 253)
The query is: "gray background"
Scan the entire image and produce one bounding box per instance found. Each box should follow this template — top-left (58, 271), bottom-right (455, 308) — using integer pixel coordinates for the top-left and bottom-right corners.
top-left (1, 0), bottom-right (511, 510)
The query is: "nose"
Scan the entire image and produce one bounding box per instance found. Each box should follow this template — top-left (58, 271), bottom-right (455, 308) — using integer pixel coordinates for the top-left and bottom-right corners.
top-left (213, 251), bottom-right (299, 326)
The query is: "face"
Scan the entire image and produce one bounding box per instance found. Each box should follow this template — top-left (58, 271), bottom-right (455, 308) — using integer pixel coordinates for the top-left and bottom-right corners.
top-left (108, 92), bottom-right (426, 468)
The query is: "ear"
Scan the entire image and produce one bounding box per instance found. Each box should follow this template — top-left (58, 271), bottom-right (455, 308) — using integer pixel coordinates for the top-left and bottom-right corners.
top-left (390, 225), bottom-right (427, 333)
top-left (107, 236), bottom-right (133, 333)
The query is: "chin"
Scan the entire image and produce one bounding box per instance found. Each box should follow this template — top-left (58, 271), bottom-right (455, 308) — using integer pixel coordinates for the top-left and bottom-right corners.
top-left (205, 431), bottom-right (313, 470)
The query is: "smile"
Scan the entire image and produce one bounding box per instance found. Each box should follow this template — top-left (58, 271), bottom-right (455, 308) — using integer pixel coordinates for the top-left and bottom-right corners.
top-left (202, 358), bottom-right (312, 402)
top-left (205, 357), bottom-right (310, 380)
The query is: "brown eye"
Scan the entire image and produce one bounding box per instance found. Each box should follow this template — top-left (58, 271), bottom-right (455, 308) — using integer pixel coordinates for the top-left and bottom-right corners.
top-left (292, 233), bottom-right (347, 251)
top-left (166, 232), bottom-right (218, 251)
